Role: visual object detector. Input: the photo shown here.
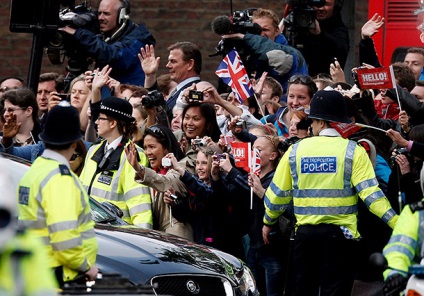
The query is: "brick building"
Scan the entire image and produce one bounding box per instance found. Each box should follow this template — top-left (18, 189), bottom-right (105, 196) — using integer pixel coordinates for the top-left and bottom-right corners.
top-left (0, 0), bottom-right (369, 86)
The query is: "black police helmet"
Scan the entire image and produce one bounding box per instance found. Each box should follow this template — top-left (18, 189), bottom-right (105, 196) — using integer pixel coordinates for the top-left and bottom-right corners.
top-left (100, 96), bottom-right (134, 123)
top-left (39, 101), bottom-right (82, 145)
top-left (308, 90), bottom-right (352, 124)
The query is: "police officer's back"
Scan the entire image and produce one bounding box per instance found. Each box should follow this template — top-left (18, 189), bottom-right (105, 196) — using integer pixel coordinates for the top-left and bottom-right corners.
top-left (18, 102), bottom-right (98, 286)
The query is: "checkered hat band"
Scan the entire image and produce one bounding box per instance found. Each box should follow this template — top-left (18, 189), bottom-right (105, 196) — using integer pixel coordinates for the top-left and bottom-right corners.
top-left (101, 105), bottom-right (132, 119)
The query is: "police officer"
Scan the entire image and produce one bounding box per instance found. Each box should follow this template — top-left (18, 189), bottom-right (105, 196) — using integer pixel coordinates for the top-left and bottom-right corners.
top-left (262, 90), bottom-right (399, 295)
top-left (18, 101), bottom-right (98, 286)
top-left (383, 199), bottom-right (424, 293)
top-left (0, 157), bottom-right (57, 295)
top-left (79, 96), bottom-right (152, 228)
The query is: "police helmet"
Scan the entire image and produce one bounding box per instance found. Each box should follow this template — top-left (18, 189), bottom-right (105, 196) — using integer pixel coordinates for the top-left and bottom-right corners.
top-left (308, 90), bottom-right (352, 124)
top-left (39, 101), bottom-right (82, 145)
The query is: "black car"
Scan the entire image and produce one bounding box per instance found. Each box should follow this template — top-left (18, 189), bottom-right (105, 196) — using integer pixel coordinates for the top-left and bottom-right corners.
top-left (5, 153), bottom-right (258, 296)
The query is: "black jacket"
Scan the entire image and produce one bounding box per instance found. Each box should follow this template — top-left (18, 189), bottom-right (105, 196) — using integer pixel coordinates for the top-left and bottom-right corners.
top-left (297, 13), bottom-right (349, 76)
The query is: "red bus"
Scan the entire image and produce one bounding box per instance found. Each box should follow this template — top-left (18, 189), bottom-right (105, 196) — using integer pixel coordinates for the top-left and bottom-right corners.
top-left (368, 0), bottom-right (424, 65)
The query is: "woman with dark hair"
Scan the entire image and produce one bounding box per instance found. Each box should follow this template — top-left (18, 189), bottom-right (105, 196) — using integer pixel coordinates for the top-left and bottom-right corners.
top-left (263, 74), bottom-right (317, 137)
top-left (79, 96), bottom-right (153, 229)
top-left (126, 124), bottom-right (193, 240)
top-left (180, 102), bottom-right (222, 173)
top-left (2, 88), bottom-right (40, 146)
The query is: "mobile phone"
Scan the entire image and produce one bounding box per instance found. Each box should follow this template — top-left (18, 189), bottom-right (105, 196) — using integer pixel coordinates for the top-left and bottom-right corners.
top-left (169, 194), bottom-right (178, 200)
top-left (56, 94), bottom-right (70, 101)
top-left (162, 158), bottom-right (171, 167)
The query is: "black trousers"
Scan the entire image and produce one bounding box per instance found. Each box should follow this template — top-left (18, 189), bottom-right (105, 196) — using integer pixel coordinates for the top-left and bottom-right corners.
top-left (293, 224), bottom-right (357, 296)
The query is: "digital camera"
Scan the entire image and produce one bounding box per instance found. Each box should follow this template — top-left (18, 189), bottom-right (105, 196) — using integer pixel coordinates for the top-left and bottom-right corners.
top-left (192, 138), bottom-right (207, 149)
top-left (189, 90), bottom-right (203, 101)
top-left (142, 90), bottom-right (166, 109)
top-left (161, 158), bottom-right (171, 167)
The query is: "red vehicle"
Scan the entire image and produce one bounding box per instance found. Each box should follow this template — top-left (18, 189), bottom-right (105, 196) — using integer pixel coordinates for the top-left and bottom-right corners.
top-left (369, 0), bottom-right (424, 65)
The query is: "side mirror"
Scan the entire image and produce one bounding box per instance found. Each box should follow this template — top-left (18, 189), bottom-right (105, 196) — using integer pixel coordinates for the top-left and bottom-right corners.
top-left (102, 202), bottom-right (124, 218)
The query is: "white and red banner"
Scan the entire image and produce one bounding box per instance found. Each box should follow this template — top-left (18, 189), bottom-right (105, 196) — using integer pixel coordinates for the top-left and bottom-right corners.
top-left (356, 66), bottom-right (396, 90)
top-left (230, 141), bottom-right (251, 172)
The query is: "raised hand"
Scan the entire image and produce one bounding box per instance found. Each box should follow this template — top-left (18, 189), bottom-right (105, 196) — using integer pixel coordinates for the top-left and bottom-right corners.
top-left (361, 13), bottom-right (384, 39)
top-left (2, 114), bottom-right (22, 144)
top-left (139, 45), bottom-right (160, 76)
top-left (124, 141), bottom-right (141, 172)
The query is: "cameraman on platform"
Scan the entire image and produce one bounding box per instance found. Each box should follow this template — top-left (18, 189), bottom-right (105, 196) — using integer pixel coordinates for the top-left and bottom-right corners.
top-left (219, 8), bottom-right (308, 98)
top-left (59, 0), bottom-right (155, 87)
top-left (288, 0), bottom-right (349, 77)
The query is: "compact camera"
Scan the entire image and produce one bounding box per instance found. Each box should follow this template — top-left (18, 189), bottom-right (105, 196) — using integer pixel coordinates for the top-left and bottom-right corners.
top-left (192, 138), bottom-right (207, 149)
top-left (189, 90), bottom-right (203, 101)
top-left (235, 119), bottom-right (247, 129)
top-left (215, 154), bottom-right (225, 160)
top-left (169, 194), bottom-right (178, 200)
top-left (161, 158), bottom-right (171, 167)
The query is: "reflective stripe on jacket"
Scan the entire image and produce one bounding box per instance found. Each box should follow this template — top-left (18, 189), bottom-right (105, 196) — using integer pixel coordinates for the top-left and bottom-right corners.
top-left (383, 204), bottom-right (424, 279)
top-left (18, 157), bottom-right (97, 282)
top-left (0, 231), bottom-right (58, 295)
top-left (264, 136), bottom-right (397, 239)
top-left (79, 139), bottom-right (152, 228)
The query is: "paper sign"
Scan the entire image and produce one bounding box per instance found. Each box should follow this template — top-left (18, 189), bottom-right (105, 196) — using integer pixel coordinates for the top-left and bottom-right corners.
top-left (356, 66), bottom-right (396, 90)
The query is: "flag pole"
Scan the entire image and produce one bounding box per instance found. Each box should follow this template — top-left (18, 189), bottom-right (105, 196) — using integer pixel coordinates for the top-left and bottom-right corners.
top-left (354, 123), bottom-right (387, 133)
top-left (389, 65), bottom-right (402, 111)
top-left (253, 93), bottom-right (265, 117)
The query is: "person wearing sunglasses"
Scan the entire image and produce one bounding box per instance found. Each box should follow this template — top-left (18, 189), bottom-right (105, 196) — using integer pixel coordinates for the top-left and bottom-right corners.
top-left (263, 74), bottom-right (317, 138)
top-left (1, 88), bottom-right (40, 147)
top-left (79, 96), bottom-right (153, 229)
top-left (125, 124), bottom-right (193, 240)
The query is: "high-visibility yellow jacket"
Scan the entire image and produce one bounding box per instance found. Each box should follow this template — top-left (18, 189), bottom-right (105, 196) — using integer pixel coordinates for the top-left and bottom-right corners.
top-left (0, 230), bottom-right (58, 295)
top-left (18, 154), bottom-right (97, 282)
top-left (264, 136), bottom-right (398, 239)
top-left (383, 202), bottom-right (424, 279)
top-left (79, 139), bottom-right (152, 228)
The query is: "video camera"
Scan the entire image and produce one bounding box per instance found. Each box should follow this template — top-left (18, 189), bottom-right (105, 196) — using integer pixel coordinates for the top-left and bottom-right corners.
top-left (46, 1), bottom-right (98, 78)
top-left (283, 0), bottom-right (326, 45)
top-left (210, 8), bottom-right (261, 57)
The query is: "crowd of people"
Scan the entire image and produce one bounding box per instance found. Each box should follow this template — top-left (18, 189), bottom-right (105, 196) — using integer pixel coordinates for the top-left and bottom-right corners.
top-left (2, 0), bottom-right (424, 295)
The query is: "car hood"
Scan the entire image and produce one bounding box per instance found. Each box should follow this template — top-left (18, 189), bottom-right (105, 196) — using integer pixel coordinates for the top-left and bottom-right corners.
top-left (95, 224), bottom-right (244, 285)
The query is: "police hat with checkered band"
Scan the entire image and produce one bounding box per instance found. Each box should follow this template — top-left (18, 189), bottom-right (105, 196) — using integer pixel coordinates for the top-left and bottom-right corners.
top-left (100, 96), bottom-right (134, 123)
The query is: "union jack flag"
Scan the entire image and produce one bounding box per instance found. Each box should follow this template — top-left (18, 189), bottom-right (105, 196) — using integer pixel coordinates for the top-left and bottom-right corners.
top-left (251, 148), bottom-right (261, 176)
top-left (215, 49), bottom-right (254, 103)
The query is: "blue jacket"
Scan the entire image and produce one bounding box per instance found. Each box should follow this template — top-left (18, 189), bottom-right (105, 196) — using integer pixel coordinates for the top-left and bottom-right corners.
top-left (73, 20), bottom-right (155, 86)
top-left (243, 33), bottom-right (308, 96)
top-left (0, 141), bottom-right (92, 163)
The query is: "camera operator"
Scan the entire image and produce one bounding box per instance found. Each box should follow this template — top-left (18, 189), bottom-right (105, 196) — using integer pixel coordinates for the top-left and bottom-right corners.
top-left (59, 0), bottom-right (155, 87)
top-left (288, 0), bottom-right (349, 77)
top-left (220, 8), bottom-right (308, 98)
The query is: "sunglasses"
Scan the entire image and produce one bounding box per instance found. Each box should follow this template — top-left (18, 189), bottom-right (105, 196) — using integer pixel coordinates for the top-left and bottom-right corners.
top-left (70, 153), bottom-right (81, 161)
top-left (288, 75), bottom-right (313, 84)
top-left (147, 125), bottom-right (165, 137)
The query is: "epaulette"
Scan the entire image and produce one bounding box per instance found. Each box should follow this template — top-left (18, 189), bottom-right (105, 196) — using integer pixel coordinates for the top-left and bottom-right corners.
top-left (409, 200), bottom-right (424, 213)
top-left (59, 164), bottom-right (72, 176)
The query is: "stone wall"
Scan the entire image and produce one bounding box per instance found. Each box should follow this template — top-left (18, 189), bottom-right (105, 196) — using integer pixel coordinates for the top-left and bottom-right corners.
top-left (0, 0), bottom-right (368, 85)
